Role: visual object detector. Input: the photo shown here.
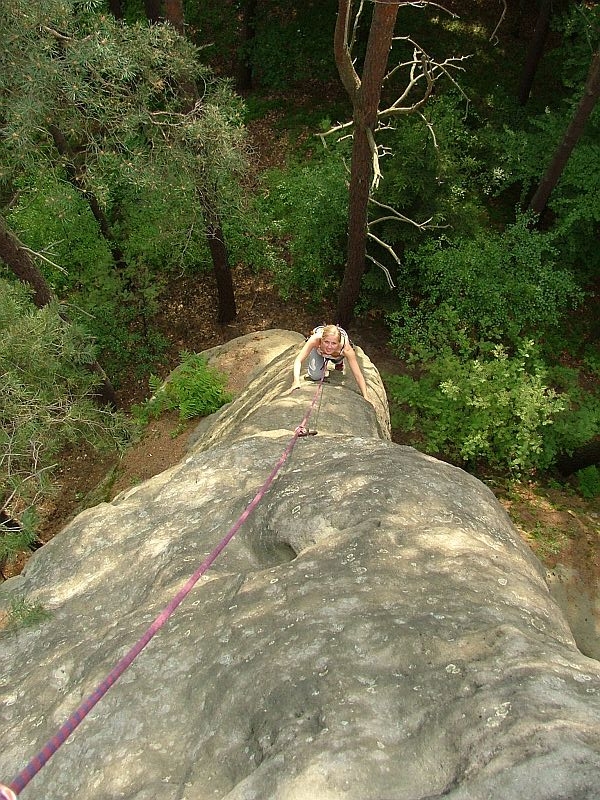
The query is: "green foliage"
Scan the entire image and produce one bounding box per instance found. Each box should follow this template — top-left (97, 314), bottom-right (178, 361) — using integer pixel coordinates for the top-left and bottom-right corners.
top-left (119, 0), bottom-right (146, 25)
top-left (112, 180), bottom-right (210, 277)
top-left (257, 152), bottom-right (348, 300)
top-left (6, 178), bottom-right (169, 380)
top-left (575, 466), bottom-right (600, 499)
top-left (497, 109), bottom-right (600, 279)
top-left (543, 363), bottom-right (600, 462)
top-left (0, 509), bottom-right (38, 563)
top-left (388, 216), bottom-right (584, 360)
top-left (2, 2), bottom-right (251, 382)
top-left (2, 595), bottom-right (51, 633)
top-left (550, 3), bottom-right (600, 92)
top-left (2, 6), bottom-right (205, 178)
top-left (386, 340), bottom-right (567, 475)
top-left (354, 268), bottom-right (399, 317)
top-left (184, 0), bottom-right (339, 91)
top-left (374, 95), bottom-right (489, 245)
top-left (7, 171), bottom-right (115, 293)
top-left (223, 207), bottom-right (284, 277)
top-left (1, 0), bottom-right (598, 495)
top-left (245, 1), bottom-right (339, 91)
top-left (488, 5), bottom-right (600, 281)
top-left (136, 352), bottom-right (232, 424)
top-left (376, 4), bottom-right (600, 483)
top-left (0, 279), bottom-right (131, 557)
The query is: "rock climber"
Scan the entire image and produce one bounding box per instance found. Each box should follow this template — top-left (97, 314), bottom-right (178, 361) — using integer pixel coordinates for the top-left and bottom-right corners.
top-left (284, 324), bottom-right (370, 402)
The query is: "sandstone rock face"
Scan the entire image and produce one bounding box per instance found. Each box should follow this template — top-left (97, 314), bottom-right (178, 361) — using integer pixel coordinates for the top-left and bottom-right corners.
top-left (1, 330), bottom-right (600, 800)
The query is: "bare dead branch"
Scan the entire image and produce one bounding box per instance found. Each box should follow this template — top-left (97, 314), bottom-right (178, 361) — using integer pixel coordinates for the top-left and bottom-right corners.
top-left (366, 127), bottom-right (384, 191)
top-left (365, 251), bottom-right (396, 289)
top-left (369, 197), bottom-right (434, 229)
top-left (490, 0), bottom-right (508, 45)
top-left (40, 26), bottom-right (95, 47)
top-left (40, 26), bottom-right (73, 42)
top-left (385, 55), bottom-right (435, 117)
top-left (350, 0), bottom-right (367, 54)
top-left (21, 246), bottom-right (67, 274)
top-left (317, 118), bottom-right (354, 145)
top-left (383, 45), bottom-right (470, 115)
top-left (393, 1), bottom-right (458, 18)
top-left (384, 46), bottom-right (426, 105)
top-left (414, 110), bottom-right (438, 147)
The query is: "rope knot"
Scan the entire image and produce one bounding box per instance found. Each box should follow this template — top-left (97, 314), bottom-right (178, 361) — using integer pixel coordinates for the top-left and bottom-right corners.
top-left (295, 426), bottom-right (317, 437)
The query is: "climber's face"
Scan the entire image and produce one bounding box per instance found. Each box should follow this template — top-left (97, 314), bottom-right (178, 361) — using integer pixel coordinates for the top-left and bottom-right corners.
top-left (320, 334), bottom-right (341, 355)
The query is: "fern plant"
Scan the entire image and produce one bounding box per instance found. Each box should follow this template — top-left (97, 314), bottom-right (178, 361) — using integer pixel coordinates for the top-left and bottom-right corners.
top-left (137, 352), bottom-right (232, 424)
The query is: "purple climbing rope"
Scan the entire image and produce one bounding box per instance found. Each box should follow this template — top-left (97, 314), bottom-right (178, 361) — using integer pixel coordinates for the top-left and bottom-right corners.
top-left (0, 381), bottom-right (324, 799)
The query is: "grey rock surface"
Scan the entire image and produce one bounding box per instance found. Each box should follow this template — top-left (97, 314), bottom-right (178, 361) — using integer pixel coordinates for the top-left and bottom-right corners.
top-left (1, 330), bottom-right (599, 800)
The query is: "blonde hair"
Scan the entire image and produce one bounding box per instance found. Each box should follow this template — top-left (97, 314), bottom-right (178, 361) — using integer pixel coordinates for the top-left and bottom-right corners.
top-left (320, 324), bottom-right (342, 341)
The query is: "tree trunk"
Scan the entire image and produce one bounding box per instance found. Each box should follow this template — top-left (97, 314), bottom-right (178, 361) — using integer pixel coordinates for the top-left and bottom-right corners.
top-left (205, 220), bottom-right (236, 325)
top-left (336, 127), bottom-right (373, 329)
top-left (529, 50), bottom-right (600, 216)
top-left (334, 1), bottom-right (399, 328)
top-left (518, 0), bottom-right (552, 106)
top-left (107, 0), bottom-right (124, 19)
top-left (167, 35), bottom-right (237, 327)
top-left (48, 124), bottom-right (127, 270)
top-left (164, 0), bottom-right (185, 35)
top-left (0, 213), bottom-right (118, 408)
top-left (0, 212), bottom-right (53, 307)
top-left (555, 438), bottom-right (600, 477)
top-left (144, 0), bottom-right (162, 23)
top-left (236, 0), bottom-right (258, 92)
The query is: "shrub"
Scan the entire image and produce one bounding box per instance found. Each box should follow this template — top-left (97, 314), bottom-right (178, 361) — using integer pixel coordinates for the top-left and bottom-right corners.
top-left (6, 172), bottom-right (171, 381)
top-left (257, 152), bottom-right (348, 300)
top-left (385, 340), bottom-right (567, 475)
top-left (575, 466), bottom-right (600, 499)
top-left (388, 216), bottom-right (584, 359)
top-left (2, 595), bottom-right (51, 633)
top-left (543, 363), bottom-right (600, 468)
top-left (376, 94), bottom-right (490, 245)
top-left (136, 351), bottom-right (232, 424)
top-left (0, 509), bottom-right (38, 565)
top-left (0, 279), bottom-right (131, 566)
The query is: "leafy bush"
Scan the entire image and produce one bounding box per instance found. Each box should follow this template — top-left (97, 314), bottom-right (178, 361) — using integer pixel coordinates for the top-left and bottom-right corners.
top-left (543, 363), bottom-right (600, 465)
top-left (6, 172), bottom-right (171, 380)
top-left (112, 180), bottom-right (210, 278)
top-left (385, 340), bottom-right (567, 475)
top-left (257, 152), bottom-right (348, 300)
top-left (7, 171), bottom-right (115, 297)
top-left (0, 279), bottom-right (131, 565)
top-left (4, 12), bottom-right (251, 381)
top-left (0, 510), bottom-right (38, 565)
top-left (575, 466), bottom-right (600, 499)
top-left (137, 352), bottom-right (232, 424)
top-left (497, 109), bottom-right (600, 281)
top-left (376, 94), bottom-right (490, 244)
top-left (388, 216), bottom-right (584, 359)
top-left (490, 5), bottom-right (600, 281)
